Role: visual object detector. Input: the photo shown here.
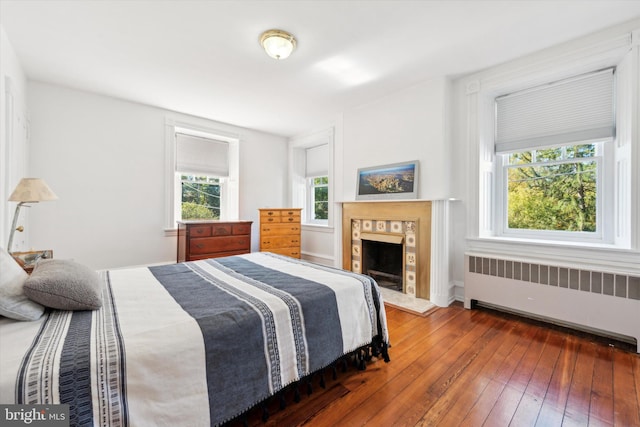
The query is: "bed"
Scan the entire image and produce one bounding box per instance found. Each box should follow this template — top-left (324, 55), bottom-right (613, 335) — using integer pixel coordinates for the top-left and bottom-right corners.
top-left (0, 251), bottom-right (389, 426)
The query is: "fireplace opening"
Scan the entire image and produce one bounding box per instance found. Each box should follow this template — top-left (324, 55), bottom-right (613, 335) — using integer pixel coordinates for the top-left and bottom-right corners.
top-left (362, 239), bottom-right (404, 292)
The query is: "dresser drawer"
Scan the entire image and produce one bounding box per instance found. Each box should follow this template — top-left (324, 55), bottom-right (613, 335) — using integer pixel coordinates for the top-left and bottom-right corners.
top-left (260, 213), bottom-right (282, 223)
top-left (187, 250), bottom-right (249, 260)
top-left (260, 210), bottom-right (300, 224)
top-left (232, 223), bottom-right (252, 235)
top-left (260, 210), bottom-right (281, 219)
top-left (269, 247), bottom-right (301, 258)
top-left (190, 225), bottom-right (212, 238)
top-left (280, 214), bottom-right (301, 223)
top-left (260, 235), bottom-right (300, 249)
top-left (189, 236), bottom-right (250, 255)
top-left (260, 223), bottom-right (301, 235)
top-left (211, 224), bottom-right (232, 236)
top-left (281, 210), bottom-right (300, 219)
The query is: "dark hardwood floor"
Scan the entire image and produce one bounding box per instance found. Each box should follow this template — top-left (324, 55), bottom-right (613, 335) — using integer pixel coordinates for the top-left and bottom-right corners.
top-left (238, 303), bottom-right (640, 427)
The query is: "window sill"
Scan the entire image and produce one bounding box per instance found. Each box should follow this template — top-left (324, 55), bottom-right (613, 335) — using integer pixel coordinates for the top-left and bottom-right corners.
top-left (476, 235), bottom-right (623, 249)
top-left (301, 224), bottom-right (334, 233)
top-left (467, 236), bottom-right (640, 273)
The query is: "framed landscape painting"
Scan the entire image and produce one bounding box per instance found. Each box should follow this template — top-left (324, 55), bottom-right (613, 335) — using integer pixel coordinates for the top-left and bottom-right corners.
top-left (356, 160), bottom-right (419, 200)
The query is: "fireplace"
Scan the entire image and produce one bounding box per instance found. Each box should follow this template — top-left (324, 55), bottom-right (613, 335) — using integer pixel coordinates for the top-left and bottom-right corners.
top-left (342, 201), bottom-right (429, 299)
top-left (362, 239), bottom-right (404, 292)
top-left (350, 218), bottom-right (419, 296)
top-left (342, 200), bottom-right (454, 306)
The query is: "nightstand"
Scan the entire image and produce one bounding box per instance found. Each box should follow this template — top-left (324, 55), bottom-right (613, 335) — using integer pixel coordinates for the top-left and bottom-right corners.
top-left (12, 250), bottom-right (53, 274)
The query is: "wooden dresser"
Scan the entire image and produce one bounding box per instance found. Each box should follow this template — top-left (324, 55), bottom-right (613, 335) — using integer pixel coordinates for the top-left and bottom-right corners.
top-left (177, 220), bottom-right (252, 262)
top-left (259, 208), bottom-right (302, 258)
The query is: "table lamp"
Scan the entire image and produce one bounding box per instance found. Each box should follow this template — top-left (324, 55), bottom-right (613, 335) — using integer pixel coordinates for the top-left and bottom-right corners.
top-left (7, 178), bottom-right (58, 253)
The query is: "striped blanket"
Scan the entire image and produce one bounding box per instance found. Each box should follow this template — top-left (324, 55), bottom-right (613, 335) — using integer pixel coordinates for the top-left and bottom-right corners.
top-left (0, 252), bottom-right (389, 426)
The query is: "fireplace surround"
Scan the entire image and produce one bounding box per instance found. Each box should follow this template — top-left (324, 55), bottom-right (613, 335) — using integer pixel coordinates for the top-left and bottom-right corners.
top-left (342, 199), bottom-right (456, 306)
top-left (342, 201), bottom-right (432, 300)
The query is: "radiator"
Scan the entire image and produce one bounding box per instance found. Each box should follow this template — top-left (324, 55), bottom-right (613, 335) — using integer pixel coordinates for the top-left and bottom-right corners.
top-left (464, 255), bottom-right (640, 353)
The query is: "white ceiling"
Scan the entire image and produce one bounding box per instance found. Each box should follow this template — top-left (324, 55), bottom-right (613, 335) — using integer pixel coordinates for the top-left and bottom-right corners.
top-left (2, 0), bottom-right (640, 137)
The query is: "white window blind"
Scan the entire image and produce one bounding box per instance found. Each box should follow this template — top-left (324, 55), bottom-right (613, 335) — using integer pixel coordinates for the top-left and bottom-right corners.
top-left (305, 144), bottom-right (328, 177)
top-left (176, 133), bottom-right (229, 177)
top-left (495, 68), bottom-right (615, 154)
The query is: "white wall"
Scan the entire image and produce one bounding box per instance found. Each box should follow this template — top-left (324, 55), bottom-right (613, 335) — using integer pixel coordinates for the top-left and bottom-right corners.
top-left (27, 82), bottom-right (287, 270)
top-left (0, 25), bottom-right (29, 251)
top-left (342, 77), bottom-right (452, 201)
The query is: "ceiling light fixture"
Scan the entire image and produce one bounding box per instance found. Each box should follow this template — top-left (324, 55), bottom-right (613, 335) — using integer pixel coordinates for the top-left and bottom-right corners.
top-left (260, 29), bottom-right (296, 60)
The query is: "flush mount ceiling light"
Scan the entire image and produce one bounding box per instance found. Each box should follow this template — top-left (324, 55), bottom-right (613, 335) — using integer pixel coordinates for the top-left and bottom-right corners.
top-left (260, 29), bottom-right (296, 60)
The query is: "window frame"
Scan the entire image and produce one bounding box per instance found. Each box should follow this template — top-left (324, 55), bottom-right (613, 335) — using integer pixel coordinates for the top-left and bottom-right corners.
top-left (467, 40), bottom-right (634, 251)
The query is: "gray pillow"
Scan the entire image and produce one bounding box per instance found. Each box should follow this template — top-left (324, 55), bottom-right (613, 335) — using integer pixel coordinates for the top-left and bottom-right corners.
top-left (0, 247), bottom-right (45, 320)
top-left (24, 259), bottom-right (103, 310)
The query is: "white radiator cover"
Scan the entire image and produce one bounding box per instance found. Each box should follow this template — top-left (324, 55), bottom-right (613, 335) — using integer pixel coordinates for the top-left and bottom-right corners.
top-left (464, 255), bottom-right (640, 353)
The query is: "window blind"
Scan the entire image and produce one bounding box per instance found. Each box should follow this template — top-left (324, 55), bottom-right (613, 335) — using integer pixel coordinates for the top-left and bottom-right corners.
top-left (305, 144), bottom-right (328, 177)
top-left (495, 68), bottom-right (615, 153)
top-left (176, 133), bottom-right (229, 177)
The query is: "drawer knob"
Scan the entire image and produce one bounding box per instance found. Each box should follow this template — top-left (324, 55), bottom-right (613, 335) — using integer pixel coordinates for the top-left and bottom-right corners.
top-left (268, 218), bottom-right (274, 222)
top-left (196, 244), bottom-right (204, 249)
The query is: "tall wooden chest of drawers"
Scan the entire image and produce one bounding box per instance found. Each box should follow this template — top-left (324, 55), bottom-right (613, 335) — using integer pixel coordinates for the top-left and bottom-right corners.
top-left (259, 208), bottom-right (302, 258)
top-left (177, 220), bottom-right (252, 262)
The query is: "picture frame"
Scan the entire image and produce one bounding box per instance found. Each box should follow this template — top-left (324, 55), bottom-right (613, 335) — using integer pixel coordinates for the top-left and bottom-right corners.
top-left (356, 160), bottom-right (419, 200)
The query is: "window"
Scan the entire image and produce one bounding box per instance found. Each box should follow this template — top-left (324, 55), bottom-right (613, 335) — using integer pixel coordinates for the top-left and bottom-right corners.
top-left (501, 142), bottom-right (604, 235)
top-left (308, 176), bottom-right (329, 223)
top-left (493, 68), bottom-right (615, 243)
top-left (165, 119), bottom-right (239, 230)
top-left (174, 131), bottom-right (229, 223)
top-left (290, 129), bottom-right (333, 227)
top-left (180, 175), bottom-right (221, 220)
top-left (304, 144), bottom-right (329, 225)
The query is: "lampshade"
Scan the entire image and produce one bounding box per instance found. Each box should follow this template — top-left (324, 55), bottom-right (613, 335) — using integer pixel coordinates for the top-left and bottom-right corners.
top-left (8, 178), bottom-right (58, 203)
top-left (260, 29), bottom-right (296, 60)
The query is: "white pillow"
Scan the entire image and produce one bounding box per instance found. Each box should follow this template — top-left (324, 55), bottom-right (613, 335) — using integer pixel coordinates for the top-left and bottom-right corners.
top-left (0, 247), bottom-right (45, 321)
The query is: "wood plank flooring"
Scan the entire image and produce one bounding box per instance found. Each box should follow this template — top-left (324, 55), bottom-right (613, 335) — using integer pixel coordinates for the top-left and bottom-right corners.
top-left (236, 303), bottom-right (640, 427)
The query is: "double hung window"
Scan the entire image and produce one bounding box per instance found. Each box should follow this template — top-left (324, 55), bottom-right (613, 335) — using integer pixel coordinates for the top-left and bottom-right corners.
top-left (303, 142), bottom-right (330, 225)
top-left (290, 128), bottom-right (333, 227)
top-left (166, 122), bottom-right (239, 230)
top-left (494, 68), bottom-right (615, 243)
top-left (175, 132), bottom-right (229, 222)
